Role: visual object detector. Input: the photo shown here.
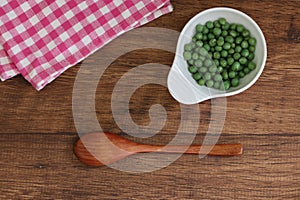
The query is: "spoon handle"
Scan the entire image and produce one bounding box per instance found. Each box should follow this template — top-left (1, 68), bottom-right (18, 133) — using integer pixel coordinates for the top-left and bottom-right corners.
top-left (137, 144), bottom-right (243, 156)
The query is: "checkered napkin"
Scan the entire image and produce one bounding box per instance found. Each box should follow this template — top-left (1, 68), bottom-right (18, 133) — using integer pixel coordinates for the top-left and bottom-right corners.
top-left (0, 0), bottom-right (173, 90)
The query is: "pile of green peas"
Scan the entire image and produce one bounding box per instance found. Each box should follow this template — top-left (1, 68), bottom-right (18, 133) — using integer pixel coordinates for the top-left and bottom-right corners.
top-left (183, 18), bottom-right (257, 90)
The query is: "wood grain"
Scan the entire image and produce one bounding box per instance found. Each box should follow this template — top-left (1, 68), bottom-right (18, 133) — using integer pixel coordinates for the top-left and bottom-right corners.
top-left (0, 0), bottom-right (299, 199)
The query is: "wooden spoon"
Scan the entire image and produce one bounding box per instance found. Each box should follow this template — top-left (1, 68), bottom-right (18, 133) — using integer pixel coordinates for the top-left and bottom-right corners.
top-left (74, 132), bottom-right (243, 166)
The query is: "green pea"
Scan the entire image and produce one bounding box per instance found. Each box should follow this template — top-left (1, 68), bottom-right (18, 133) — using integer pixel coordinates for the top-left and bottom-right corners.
top-left (233, 53), bottom-right (241, 60)
top-left (217, 37), bottom-right (225, 46)
top-left (235, 46), bottom-right (242, 53)
top-left (242, 30), bottom-right (250, 37)
top-left (214, 74), bottom-right (223, 82)
top-left (248, 62), bottom-right (256, 70)
top-left (209, 66), bottom-right (218, 73)
top-left (221, 50), bottom-right (228, 58)
top-left (206, 21), bottom-right (214, 29)
top-left (214, 21), bottom-right (221, 28)
top-left (196, 40), bottom-right (203, 47)
top-left (241, 49), bottom-right (250, 57)
top-left (208, 33), bottom-right (215, 40)
top-left (217, 66), bottom-right (223, 73)
top-left (248, 53), bottom-right (255, 60)
top-left (214, 82), bottom-right (221, 89)
top-left (198, 79), bottom-right (206, 86)
top-left (196, 24), bottom-right (204, 33)
top-left (231, 78), bottom-right (239, 87)
top-left (192, 37), bottom-right (197, 42)
top-left (222, 22), bottom-right (230, 30)
top-left (204, 72), bottom-right (212, 80)
top-left (227, 58), bottom-right (234, 65)
top-left (214, 59), bottom-right (220, 66)
top-left (228, 49), bottom-right (235, 55)
top-left (223, 43), bottom-right (231, 50)
top-left (203, 44), bottom-right (210, 51)
top-left (209, 39), bottom-right (217, 47)
top-left (225, 36), bottom-right (234, 43)
top-left (193, 73), bottom-right (202, 81)
top-left (206, 80), bottom-right (214, 88)
top-left (196, 33), bottom-right (203, 40)
top-left (194, 60), bottom-right (203, 67)
top-left (230, 30), bottom-right (238, 38)
top-left (223, 81), bottom-right (231, 90)
top-left (235, 36), bottom-right (243, 44)
top-left (213, 52), bottom-right (221, 59)
top-left (248, 37), bottom-right (256, 46)
top-left (213, 27), bottom-right (222, 36)
top-left (184, 43), bottom-right (193, 51)
top-left (220, 59), bottom-right (227, 67)
top-left (230, 23), bottom-right (237, 30)
top-left (229, 71), bottom-right (236, 78)
top-left (215, 46), bottom-right (222, 52)
top-left (192, 53), bottom-right (199, 60)
top-left (249, 46), bottom-right (255, 52)
top-left (195, 47), bottom-right (201, 53)
top-left (199, 67), bottom-right (207, 73)
top-left (239, 71), bottom-right (245, 78)
top-left (244, 67), bottom-right (250, 74)
top-left (236, 25), bottom-right (244, 33)
top-left (187, 59), bottom-right (194, 65)
top-left (222, 30), bottom-right (228, 37)
top-left (203, 27), bottom-right (209, 34)
top-left (222, 71), bottom-right (229, 80)
top-left (202, 35), bottom-right (208, 41)
top-left (205, 59), bottom-right (213, 67)
top-left (219, 18), bottom-right (227, 25)
top-left (239, 57), bottom-right (248, 65)
top-left (184, 51), bottom-right (192, 60)
top-left (199, 48), bottom-right (207, 56)
top-left (241, 41), bottom-right (249, 48)
top-left (188, 66), bottom-right (198, 73)
top-left (232, 62), bottom-right (241, 71)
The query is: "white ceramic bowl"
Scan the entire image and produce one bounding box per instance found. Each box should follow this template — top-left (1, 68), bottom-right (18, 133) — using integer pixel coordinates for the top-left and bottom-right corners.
top-left (167, 7), bottom-right (267, 104)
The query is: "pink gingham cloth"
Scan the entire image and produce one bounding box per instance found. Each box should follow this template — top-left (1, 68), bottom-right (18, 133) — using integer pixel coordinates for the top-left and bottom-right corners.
top-left (0, 0), bottom-right (173, 90)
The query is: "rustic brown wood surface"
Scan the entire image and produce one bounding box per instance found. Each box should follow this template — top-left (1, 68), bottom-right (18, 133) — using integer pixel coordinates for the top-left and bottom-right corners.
top-left (0, 0), bottom-right (299, 199)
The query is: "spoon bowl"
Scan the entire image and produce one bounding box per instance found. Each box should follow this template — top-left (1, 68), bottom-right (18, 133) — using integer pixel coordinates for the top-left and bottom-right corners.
top-left (167, 7), bottom-right (267, 104)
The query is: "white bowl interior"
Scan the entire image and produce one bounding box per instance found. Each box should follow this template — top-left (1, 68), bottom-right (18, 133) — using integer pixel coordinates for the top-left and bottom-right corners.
top-left (168, 7), bottom-right (267, 104)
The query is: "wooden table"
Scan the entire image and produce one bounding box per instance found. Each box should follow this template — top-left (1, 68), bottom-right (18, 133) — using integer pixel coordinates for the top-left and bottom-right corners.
top-left (1, 0), bottom-right (299, 199)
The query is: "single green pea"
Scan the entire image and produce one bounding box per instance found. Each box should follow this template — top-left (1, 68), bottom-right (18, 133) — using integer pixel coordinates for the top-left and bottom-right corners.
top-left (214, 74), bottom-right (223, 82)
top-left (192, 37), bottom-right (197, 42)
top-left (202, 35), bottom-right (208, 41)
top-left (209, 66), bottom-right (218, 73)
top-left (208, 33), bottom-right (215, 40)
top-left (222, 71), bottom-right (229, 80)
top-left (213, 20), bottom-right (221, 28)
top-left (203, 44), bottom-right (210, 51)
top-left (213, 27), bottom-right (222, 36)
top-left (228, 49), bottom-right (235, 55)
top-left (235, 36), bottom-right (243, 44)
top-left (244, 67), bottom-right (250, 74)
top-left (225, 36), bottom-right (234, 43)
top-left (219, 18), bottom-right (227, 25)
top-left (248, 37), bottom-right (256, 46)
top-left (203, 27), bottom-right (209, 34)
top-left (195, 47), bottom-right (202, 53)
top-left (215, 46), bottom-right (222, 52)
top-left (205, 59), bottom-right (213, 67)
top-left (199, 48), bottom-right (207, 56)
top-left (188, 66), bottom-right (198, 73)
top-left (196, 40), bottom-right (203, 47)
top-left (206, 80), bottom-right (214, 88)
top-left (196, 33), bottom-right (203, 40)
top-left (213, 52), bottom-right (221, 59)
top-left (199, 67), bottom-right (207, 73)
top-left (222, 22), bottom-right (230, 30)
top-left (196, 24), bottom-right (204, 33)
top-left (217, 66), bottom-right (223, 73)
top-left (248, 53), bottom-right (255, 60)
top-left (193, 73), bottom-right (202, 81)
top-left (204, 72), bottom-right (212, 80)
top-left (231, 78), bottom-right (239, 87)
top-left (236, 25), bottom-right (244, 33)
top-left (227, 57), bottom-right (235, 66)
top-left (235, 46), bottom-right (242, 53)
top-left (209, 39), bottom-right (217, 47)
top-left (241, 41), bottom-right (249, 49)
top-left (192, 52), bottom-right (199, 60)
top-left (233, 53), bottom-right (241, 60)
top-left (183, 51), bottom-right (192, 60)
top-left (217, 38), bottom-right (225, 46)
top-left (220, 59), bottom-right (227, 67)
top-left (184, 43), bottom-right (193, 51)
top-left (249, 46), bottom-right (255, 53)
top-left (214, 82), bottom-right (221, 89)
top-left (248, 62), bottom-right (256, 70)
top-left (194, 60), bottom-right (203, 67)
top-left (221, 50), bottom-right (228, 58)
top-left (214, 59), bottom-right (220, 67)
top-left (223, 42), bottom-right (231, 50)
top-left (229, 71), bottom-right (236, 78)
top-left (239, 57), bottom-right (248, 65)
top-left (241, 49), bottom-right (250, 57)
top-left (222, 30), bottom-right (228, 37)
top-left (231, 62), bottom-right (241, 71)
top-left (230, 23), bottom-right (237, 30)
top-left (199, 55), bottom-right (206, 61)
top-left (187, 59), bottom-right (194, 65)
top-left (230, 30), bottom-right (238, 38)
top-left (198, 79), bottom-right (206, 86)
top-left (223, 81), bottom-right (231, 90)
top-left (239, 71), bottom-right (245, 78)
top-left (206, 21), bottom-right (214, 29)
top-left (242, 30), bottom-right (250, 37)
top-left (208, 52), bottom-right (213, 58)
